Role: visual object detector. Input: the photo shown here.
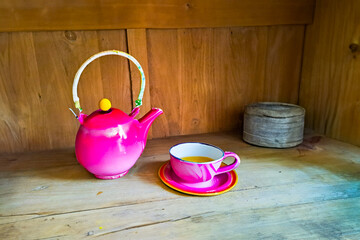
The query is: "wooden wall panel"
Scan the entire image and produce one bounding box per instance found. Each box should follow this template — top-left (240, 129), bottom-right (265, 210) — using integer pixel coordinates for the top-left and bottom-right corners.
top-left (147, 26), bottom-right (305, 138)
top-left (264, 26), bottom-right (305, 103)
top-left (0, 0), bottom-right (315, 32)
top-left (0, 32), bottom-right (45, 153)
top-left (0, 26), bottom-right (306, 153)
top-left (299, 0), bottom-right (360, 146)
top-left (0, 30), bottom-right (131, 153)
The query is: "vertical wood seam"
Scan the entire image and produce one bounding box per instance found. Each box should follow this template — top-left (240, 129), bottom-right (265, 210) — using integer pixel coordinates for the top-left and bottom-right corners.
top-left (126, 28), bottom-right (153, 138)
top-left (125, 29), bottom-right (135, 110)
top-left (297, 25), bottom-right (308, 106)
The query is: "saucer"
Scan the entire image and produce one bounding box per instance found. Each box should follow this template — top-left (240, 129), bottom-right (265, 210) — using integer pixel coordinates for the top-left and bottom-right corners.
top-left (158, 161), bottom-right (238, 196)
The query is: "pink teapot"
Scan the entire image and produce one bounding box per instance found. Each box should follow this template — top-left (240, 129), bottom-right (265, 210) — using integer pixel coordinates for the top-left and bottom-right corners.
top-left (70, 50), bottom-right (163, 179)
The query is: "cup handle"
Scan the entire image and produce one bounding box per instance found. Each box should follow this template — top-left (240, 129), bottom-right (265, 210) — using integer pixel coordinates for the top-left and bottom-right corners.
top-left (216, 152), bottom-right (241, 175)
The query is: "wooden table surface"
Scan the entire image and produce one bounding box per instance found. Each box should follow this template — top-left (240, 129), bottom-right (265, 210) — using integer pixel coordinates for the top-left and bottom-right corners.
top-left (1, 132), bottom-right (359, 239)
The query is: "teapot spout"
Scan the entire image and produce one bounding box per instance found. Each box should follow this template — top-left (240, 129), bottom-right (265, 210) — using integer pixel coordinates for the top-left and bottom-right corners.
top-left (138, 108), bottom-right (163, 139)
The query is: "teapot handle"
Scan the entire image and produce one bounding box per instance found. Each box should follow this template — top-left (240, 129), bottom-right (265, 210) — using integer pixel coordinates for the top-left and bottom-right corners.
top-left (72, 50), bottom-right (145, 112)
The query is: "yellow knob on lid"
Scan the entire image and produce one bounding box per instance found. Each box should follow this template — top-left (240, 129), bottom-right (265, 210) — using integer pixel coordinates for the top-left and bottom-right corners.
top-left (99, 98), bottom-right (111, 111)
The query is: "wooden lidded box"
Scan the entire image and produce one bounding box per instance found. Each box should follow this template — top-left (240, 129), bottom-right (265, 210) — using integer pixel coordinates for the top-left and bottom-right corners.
top-left (243, 102), bottom-right (305, 148)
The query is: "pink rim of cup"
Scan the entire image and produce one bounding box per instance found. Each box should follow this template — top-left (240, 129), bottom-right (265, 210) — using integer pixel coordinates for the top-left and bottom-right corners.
top-left (169, 142), bottom-right (241, 183)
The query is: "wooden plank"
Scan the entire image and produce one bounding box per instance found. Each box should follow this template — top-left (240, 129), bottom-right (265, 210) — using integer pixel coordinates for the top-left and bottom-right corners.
top-left (0, 0), bottom-right (315, 32)
top-left (127, 29), bottom-right (153, 138)
top-left (1, 193), bottom-right (359, 239)
top-left (147, 26), bottom-right (305, 138)
top-left (0, 30), bottom-right (131, 153)
top-left (0, 132), bottom-right (359, 238)
top-left (264, 25), bottom-right (305, 103)
top-left (212, 27), bottom-right (268, 133)
top-left (299, 0), bottom-right (360, 146)
top-left (0, 32), bottom-right (46, 153)
top-left (97, 197), bottom-right (360, 239)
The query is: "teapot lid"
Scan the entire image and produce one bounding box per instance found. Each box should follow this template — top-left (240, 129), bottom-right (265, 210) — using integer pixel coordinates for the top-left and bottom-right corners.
top-left (82, 99), bottom-right (133, 129)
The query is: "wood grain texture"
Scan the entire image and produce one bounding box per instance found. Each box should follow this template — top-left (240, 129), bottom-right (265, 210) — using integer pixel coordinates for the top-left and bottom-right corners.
top-left (147, 26), bottom-right (305, 138)
top-left (264, 25), bottom-right (305, 103)
top-left (0, 132), bottom-right (359, 239)
top-left (299, 0), bottom-right (360, 146)
top-left (0, 30), bottom-right (131, 153)
top-left (0, 0), bottom-right (315, 32)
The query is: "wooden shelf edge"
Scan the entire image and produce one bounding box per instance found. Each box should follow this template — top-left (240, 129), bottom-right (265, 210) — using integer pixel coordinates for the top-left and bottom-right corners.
top-left (0, 0), bottom-right (315, 32)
